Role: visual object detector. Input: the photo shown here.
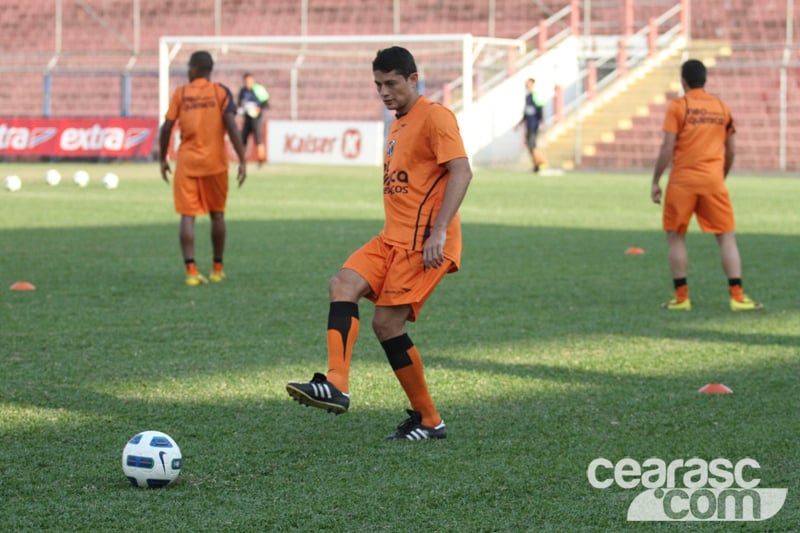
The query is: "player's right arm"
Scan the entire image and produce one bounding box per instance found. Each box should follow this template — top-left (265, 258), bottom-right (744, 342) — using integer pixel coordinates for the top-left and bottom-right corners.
top-left (652, 100), bottom-right (681, 204)
top-left (158, 119), bottom-right (175, 184)
top-left (651, 131), bottom-right (676, 204)
top-left (159, 89), bottom-right (182, 184)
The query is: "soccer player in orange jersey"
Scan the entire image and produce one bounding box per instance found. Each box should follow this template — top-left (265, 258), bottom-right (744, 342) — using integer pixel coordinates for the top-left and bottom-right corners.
top-left (287, 46), bottom-right (473, 440)
top-left (159, 51), bottom-right (247, 286)
top-left (651, 59), bottom-right (762, 312)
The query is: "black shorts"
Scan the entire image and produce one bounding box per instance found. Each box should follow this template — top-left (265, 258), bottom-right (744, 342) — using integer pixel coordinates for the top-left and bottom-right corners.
top-left (242, 115), bottom-right (263, 145)
top-left (526, 129), bottom-right (539, 151)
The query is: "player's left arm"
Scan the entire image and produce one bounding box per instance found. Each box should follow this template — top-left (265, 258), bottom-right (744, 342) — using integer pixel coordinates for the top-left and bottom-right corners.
top-left (723, 134), bottom-right (735, 178)
top-left (651, 131), bottom-right (676, 204)
top-left (422, 157), bottom-right (472, 269)
top-left (224, 112), bottom-right (247, 187)
top-left (158, 119), bottom-right (175, 184)
top-left (220, 84), bottom-right (248, 187)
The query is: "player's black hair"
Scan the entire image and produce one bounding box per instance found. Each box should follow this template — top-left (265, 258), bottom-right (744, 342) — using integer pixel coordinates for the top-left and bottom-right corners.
top-left (189, 51), bottom-right (214, 73)
top-left (681, 59), bottom-right (706, 89)
top-left (373, 46), bottom-right (417, 79)
top-left (243, 72), bottom-right (253, 79)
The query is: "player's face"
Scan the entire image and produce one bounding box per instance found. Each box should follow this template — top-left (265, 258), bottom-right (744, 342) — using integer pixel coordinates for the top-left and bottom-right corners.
top-left (245, 76), bottom-right (254, 89)
top-left (374, 70), bottom-right (418, 115)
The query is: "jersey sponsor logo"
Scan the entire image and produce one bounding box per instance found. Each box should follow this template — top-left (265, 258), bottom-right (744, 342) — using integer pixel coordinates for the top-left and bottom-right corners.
top-left (387, 139), bottom-right (396, 156)
top-left (0, 125), bottom-right (57, 150)
top-left (383, 164), bottom-right (409, 195)
top-left (686, 107), bottom-right (725, 126)
top-left (181, 95), bottom-right (219, 111)
top-left (341, 129), bottom-right (362, 159)
top-left (283, 134), bottom-right (337, 154)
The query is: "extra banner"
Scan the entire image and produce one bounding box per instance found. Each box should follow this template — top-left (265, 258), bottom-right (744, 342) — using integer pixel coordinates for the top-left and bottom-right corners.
top-left (0, 117), bottom-right (157, 158)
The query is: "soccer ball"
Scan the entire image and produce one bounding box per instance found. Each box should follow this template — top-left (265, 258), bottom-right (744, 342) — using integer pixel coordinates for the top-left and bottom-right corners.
top-left (4, 175), bottom-right (21, 192)
top-left (73, 170), bottom-right (90, 187)
top-left (102, 172), bottom-right (119, 189)
top-left (121, 430), bottom-right (183, 488)
top-left (44, 169), bottom-right (61, 186)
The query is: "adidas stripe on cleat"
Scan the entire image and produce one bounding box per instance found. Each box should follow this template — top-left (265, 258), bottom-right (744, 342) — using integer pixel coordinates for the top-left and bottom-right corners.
top-left (386, 410), bottom-right (447, 441)
top-left (286, 372), bottom-right (350, 414)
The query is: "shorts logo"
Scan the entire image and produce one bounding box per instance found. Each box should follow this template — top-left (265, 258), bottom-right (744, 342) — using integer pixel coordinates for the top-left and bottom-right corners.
top-left (387, 139), bottom-right (395, 157)
top-left (588, 457), bottom-right (787, 522)
top-left (384, 288), bottom-right (412, 295)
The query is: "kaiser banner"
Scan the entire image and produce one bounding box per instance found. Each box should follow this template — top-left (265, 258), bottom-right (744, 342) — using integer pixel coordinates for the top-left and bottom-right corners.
top-left (0, 117), bottom-right (156, 158)
top-left (267, 120), bottom-right (383, 166)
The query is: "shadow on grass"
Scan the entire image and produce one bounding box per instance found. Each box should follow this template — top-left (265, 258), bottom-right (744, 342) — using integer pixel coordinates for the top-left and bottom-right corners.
top-left (2, 219), bottom-right (798, 530)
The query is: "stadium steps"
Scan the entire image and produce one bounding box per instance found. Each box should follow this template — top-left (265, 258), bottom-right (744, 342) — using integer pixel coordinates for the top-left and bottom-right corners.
top-left (541, 39), bottom-right (731, 171)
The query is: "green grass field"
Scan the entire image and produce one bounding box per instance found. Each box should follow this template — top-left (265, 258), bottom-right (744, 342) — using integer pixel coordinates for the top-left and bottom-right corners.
top-left (1, 162), bottom-right (798, 531)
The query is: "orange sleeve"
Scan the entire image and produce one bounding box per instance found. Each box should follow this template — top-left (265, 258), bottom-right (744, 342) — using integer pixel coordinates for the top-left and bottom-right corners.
top-left (427, 106), bottom-right (467, 165)
top-left (662, 98), bottom-right (684, 134)
top-left (165, 88), bottom-right (182, 121)
top-left (723, 102), bottom-right (736, 137)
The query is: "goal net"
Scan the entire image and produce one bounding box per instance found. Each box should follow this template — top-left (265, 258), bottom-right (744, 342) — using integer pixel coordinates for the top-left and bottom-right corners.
top-left (158, 34), bottom-right (525, 124)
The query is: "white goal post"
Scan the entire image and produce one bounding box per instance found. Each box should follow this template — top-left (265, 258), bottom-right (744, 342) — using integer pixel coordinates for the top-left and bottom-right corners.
top-left (158, 34), bottom-right (526, 124)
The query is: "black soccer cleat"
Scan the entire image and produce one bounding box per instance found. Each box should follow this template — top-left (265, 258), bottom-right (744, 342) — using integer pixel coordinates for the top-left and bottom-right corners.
top-left (286, 373), bottom-right (350, 415)
top-left (386, 409), bottom-right (447, 441)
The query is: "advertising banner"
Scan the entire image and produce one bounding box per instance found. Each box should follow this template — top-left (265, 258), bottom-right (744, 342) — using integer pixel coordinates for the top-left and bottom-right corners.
top-left (267, 120), bottom-right (383, 166)
top-left (0, 117), bottom-right (157, 158)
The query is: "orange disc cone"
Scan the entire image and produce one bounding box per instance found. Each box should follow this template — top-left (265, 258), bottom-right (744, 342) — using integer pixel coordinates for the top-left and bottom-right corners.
top-left (698, 383), bottom-right (733, 394)
top-left (625, 246), bottom-right (645, 255)
top-left (9, 281), bottom-right (36, 291)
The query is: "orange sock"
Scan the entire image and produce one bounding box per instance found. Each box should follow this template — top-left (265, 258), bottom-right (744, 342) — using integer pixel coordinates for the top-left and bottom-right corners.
top-left (675, 284), bottom-right (689, 302)
top-left (381, 334), bottom-right (441, 428)
top-left (185, 261), bottom-right (199, 276)
top-left (325, 302), bottom-right (360, 393)
top-left (729, 282), bottom-right (743, 302)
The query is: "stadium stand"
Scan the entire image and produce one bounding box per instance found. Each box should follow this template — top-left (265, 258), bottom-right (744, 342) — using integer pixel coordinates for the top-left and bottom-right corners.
top-left (0, 0), bottom-right (797, 171)
top-left (579, 0), bottom-right (798, 172)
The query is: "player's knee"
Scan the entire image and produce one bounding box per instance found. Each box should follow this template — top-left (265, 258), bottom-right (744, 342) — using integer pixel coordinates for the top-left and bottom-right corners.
top-left (371, 315), bottom-right (403, 340)
top-left (329, 272), bottom-right (357, 301)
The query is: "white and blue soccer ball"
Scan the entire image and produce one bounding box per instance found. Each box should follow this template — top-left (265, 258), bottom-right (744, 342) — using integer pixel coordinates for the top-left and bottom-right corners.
top-left (73, 170), bottom-right (90, 187)
top-left (44, 169), bottom-right (61, 186)
top-left (4, 175), bottom-right (22, 192)
top-left (102, 172), bottom-right (119, 189)
top-left (121, 430), bottom-right (183, 488)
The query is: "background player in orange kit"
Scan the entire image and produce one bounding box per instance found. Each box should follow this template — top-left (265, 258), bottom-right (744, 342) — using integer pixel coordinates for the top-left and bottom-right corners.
top-left (651, 59), bottom-right (762, 312)
top-left (287, 46), bottom-right (473, 440)
top-left (159, 51), bottom-right (247, 286)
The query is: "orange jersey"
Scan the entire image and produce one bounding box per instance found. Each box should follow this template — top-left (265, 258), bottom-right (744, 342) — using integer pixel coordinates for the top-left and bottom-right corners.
top-left (165, 78), bottom-right (236, 176)
top-left (663, 88), bottom-right (735, 191)
top-left (381, 96), bottom-right (468, 269)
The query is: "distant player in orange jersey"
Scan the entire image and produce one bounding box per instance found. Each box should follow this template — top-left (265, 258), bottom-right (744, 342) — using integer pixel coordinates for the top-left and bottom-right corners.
top-left (651, 59), bottom-right (762, 312)
top-left (159, 51), bottom-right (247, 286)
top-left (287, 46), bottom-right (473, 440)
